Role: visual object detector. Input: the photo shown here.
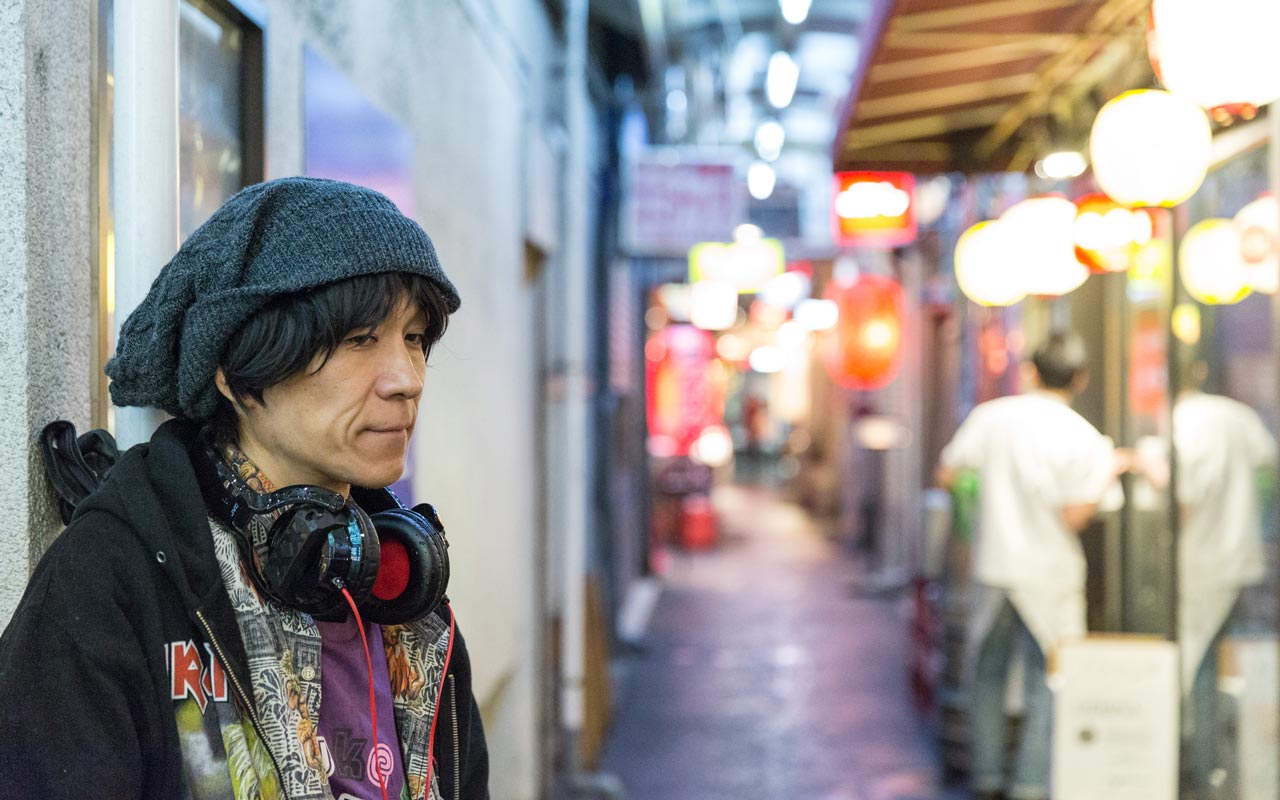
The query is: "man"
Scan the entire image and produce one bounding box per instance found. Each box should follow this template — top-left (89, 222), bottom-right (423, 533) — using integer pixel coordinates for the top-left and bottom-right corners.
top-left (0, 178), bottom-right (489, 799)
top-left (936, 331), bottom-right (1125, 800)
top-left (1154, 361), bottom-right (1275, 794)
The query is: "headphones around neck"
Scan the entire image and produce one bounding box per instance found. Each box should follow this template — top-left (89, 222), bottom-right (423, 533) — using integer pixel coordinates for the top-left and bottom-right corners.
top-left (192, 430), bottom-right (450, 625)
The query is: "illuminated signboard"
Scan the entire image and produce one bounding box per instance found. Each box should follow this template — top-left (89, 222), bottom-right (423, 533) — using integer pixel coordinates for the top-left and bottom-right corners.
top-left (832, 171), bottom-right (917, 248)
top-left (688, 238), bottom-right (785, 294)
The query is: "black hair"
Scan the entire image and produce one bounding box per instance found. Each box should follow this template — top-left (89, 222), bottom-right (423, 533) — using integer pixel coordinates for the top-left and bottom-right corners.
top-left (210, 271), bottom-right (452, 441)
top-left (1031, 331), bottom-right (1088, 390)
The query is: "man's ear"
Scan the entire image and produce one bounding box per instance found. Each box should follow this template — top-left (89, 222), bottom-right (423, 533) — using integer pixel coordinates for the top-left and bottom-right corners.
top-left (213, 368), bottom-right (235, 404)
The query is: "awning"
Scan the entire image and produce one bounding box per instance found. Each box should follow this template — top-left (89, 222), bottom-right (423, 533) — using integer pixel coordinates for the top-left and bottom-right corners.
top-left (833, 0), bottom-right (1151, 173)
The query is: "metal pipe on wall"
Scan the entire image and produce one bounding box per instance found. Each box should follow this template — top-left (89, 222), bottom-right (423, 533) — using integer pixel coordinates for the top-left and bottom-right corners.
top-left (112, 0), bottom-right (179, 448)
top-left (557, 0), bottom-right (622, 796)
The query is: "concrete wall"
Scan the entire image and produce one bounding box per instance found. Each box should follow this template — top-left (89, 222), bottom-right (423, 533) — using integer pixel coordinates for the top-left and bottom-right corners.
top-left (0, 0), bottom-right (95, 623)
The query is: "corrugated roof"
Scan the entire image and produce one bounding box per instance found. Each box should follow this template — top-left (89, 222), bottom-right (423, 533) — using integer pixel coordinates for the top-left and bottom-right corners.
top-left (833, 0), bottom-right (1151, 173)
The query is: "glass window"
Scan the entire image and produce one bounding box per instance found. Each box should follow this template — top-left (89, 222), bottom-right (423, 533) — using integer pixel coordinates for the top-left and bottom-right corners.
top-left (178, 0), bottom-right (263, 239)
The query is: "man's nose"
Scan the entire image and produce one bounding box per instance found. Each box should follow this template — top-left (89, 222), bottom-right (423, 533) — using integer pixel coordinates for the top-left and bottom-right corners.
top-left (376, 346), bottom-right (425, 400)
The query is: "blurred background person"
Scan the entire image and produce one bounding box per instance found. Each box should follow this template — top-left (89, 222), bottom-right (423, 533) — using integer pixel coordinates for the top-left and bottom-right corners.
top-left (1133, 360), bottom-right (1278, 796)
top-left (936, 332), bottom-right (1127, 800)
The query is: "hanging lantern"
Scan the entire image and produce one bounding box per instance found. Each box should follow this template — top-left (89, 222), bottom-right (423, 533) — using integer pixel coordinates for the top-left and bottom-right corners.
top-left (1233, 194), bottom-right (1279, 294)
top-left (823, 275), bottom-right (903, 390)
top-left (1073, 192), bottom-right (1156, 274)
top-left (645, 325), bottom-right (718, 457)
top-left (1148, 0), bottom-right (1280, 121)
top-left (1090, 89), bottom-right (1211, 208)
top-left (954, 219), bottom-right (1026, 307)
top-left (1001, 196), bottom-right (1090, 296)
top-left (1179, 218), bottom-right (1252, 305)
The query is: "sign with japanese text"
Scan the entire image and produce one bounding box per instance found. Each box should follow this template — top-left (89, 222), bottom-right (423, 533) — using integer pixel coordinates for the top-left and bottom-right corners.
top-left (624, 152), bottom-right (743, 255)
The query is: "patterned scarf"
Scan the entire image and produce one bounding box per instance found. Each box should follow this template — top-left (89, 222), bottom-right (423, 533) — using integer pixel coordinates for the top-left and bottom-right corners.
top-left (209, 442), bottom-right (449, 800)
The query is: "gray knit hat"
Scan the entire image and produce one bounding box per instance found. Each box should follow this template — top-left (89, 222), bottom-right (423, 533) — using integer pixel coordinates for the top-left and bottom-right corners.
top-left (105, 177), bottom-right (461, 421)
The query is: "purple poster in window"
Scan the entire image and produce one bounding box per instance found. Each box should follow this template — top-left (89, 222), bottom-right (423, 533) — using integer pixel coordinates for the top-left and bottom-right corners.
top-left (304, 47), bottom-right (418, 506)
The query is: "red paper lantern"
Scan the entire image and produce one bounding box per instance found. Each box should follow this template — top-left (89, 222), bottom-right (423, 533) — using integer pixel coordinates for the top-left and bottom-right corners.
top-left (645, 325), bottom-right (720, 456)
top-left (823, 275), bottom-right (904, 390)
top-left (1072, 192), bottom-right (1156, 274)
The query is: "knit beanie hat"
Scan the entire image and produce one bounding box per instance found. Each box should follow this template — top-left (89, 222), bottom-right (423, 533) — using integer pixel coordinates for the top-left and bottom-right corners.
top-left (105, 176), bottom-right (461, 421)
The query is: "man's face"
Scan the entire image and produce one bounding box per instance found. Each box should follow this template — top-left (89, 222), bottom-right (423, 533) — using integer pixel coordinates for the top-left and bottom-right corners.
top-left (223, 294), bottom-right (430, 495)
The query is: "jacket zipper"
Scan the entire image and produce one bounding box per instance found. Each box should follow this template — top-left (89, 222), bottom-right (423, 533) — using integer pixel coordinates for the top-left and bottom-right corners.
top-left (449, 675), bottom-right (460, 800)
top-left (196, 610), bottom-right (292, 800)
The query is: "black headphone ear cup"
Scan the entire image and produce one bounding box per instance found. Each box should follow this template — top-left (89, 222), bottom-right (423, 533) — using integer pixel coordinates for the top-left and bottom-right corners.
top-left (361, 508), bottom-right (450, 625)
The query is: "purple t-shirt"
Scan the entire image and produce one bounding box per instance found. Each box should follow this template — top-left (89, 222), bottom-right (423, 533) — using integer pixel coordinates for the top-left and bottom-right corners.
top-left (316, 617), bottom-right (408, 800)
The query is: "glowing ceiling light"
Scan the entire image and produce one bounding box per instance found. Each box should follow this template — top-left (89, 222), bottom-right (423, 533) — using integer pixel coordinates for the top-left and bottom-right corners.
top-left (780, 0), bottom-right (812, 25)
top-left (766, 51), bottom-right (800, 109)
top-left (1034, 150), bottom-right (1088, 180)
top-left (754, 120), bottom-right (786, 162)
top-left (748, 161), bottom-right (776, 200)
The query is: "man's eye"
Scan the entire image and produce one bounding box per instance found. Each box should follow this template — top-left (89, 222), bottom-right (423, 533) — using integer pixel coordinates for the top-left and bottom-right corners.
top-left (345, 333), bottom-right (377, 346)
top-left (405, 332), bottom-right (427, 346)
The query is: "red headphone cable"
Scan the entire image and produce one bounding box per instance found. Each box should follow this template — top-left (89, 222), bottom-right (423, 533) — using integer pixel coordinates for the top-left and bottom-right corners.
top-left (340, 587), bottom-right (392, 800)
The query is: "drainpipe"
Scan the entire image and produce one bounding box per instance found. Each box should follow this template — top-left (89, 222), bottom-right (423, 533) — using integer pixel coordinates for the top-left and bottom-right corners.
top-left (113, 0), bottom-right (179, 448)
top-left (558, 0), bottom-right (623, 796)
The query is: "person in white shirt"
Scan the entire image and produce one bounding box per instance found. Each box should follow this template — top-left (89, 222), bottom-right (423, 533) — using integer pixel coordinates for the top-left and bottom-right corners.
top-left (1136, 361), bottom-right (1277, 795)
top-left (937, 332), bottom-right (1126, 800)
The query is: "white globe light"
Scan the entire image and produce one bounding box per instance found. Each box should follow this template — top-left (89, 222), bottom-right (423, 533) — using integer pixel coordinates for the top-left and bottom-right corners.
top-left (690, 281), bottom-right (740, 331)
top-left (691, 425), bottom-right (735, 468)
top-left (754, 120), bottom-right (786, 162)
top-left (1180, 218), bottom-right (1252, 305)
top-left (1234, 194), bottom-right (1279, 294)
top-left (954, 219), bottom-right (1026, 307)
top-left (1000, 196), bottom-right (1089, 297)
top-left (748, 162), bottom-right (776, 200)
top-left (1150, 0), bottom-right (1280, 113)
top-left (1090, 89), bottom-right (1211, 208)
top-left (760, 271), bottom-right (811, 309)
top-left (793, 298), bottom-right (838, 331)
top-left (748, 345), bottom-right (786, 373)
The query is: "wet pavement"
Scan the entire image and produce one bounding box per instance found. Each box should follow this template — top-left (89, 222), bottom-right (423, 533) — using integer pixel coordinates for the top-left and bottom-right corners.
top-left (601, 483), bottom-right (969, 800)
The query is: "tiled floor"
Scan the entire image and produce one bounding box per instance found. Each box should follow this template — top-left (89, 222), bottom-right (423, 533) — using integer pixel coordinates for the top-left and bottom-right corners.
top-left (601, 484), bottom-right (969, 800)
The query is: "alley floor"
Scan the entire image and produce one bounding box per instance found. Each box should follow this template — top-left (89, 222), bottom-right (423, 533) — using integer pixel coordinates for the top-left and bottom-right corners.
top-left (601, 483), bottom-right (968, 800)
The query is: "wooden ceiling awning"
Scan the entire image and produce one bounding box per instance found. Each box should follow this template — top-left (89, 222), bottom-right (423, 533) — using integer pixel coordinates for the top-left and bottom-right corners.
top-left (833, 0), bottom-right (1152, 173)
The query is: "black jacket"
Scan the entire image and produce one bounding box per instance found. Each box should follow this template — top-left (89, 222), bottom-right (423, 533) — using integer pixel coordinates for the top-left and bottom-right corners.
top-left (0, 420), bottom-right (488, 799)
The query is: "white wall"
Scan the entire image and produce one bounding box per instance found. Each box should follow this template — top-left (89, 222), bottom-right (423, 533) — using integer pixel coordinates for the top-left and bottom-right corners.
top-left (254, 2), bottom-right (557, 796)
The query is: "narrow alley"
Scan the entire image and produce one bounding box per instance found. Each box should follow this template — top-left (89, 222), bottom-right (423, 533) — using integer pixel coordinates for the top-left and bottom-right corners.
top-left (603, 483), bottom-right (964, 800)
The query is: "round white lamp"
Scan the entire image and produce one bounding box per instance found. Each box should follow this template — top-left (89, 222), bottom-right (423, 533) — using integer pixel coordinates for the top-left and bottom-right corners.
top-left (954, 220), bottom-right (1026, 307)
top-left (1149, 0), bottom-right (1280, 115)
top-left (1180, 218), bottom-right (1252, 305)
top-left (1090, 89), bottom-right (1211, 208)
top-left (1001, 196), bottom-right (1089, 296)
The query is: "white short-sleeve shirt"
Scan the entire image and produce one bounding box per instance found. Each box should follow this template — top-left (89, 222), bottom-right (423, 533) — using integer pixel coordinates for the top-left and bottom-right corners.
top-left (941, 391), bottom-right (1116, 591)
top-left (1174, 392), bottom-right (1276, 589)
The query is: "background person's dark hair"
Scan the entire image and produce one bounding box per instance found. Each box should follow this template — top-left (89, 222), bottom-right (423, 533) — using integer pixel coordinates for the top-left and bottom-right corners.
top-left (1031, 331), bottom-right (1088, 390)
top-left (210, 271), bottom-right (452, 442)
